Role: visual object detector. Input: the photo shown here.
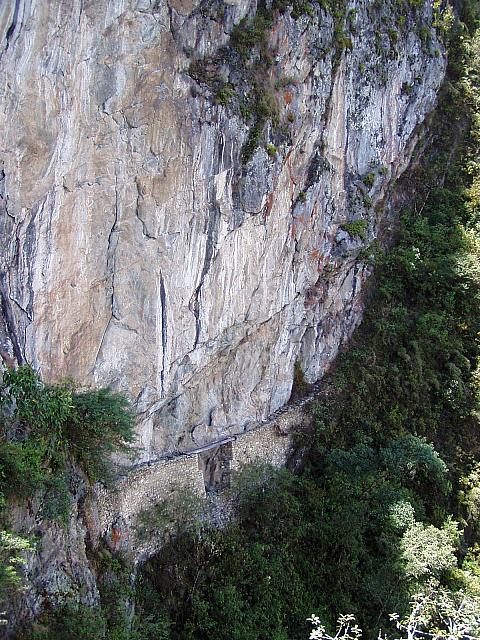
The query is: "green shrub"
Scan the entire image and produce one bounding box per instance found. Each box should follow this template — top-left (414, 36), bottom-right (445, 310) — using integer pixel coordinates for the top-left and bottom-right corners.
top-left (0, 438), bottom-right (50, 499)
top-left (65, 388), bottom-right (135, 483)
top-left (230, 14), bottom-right (272, 60)
top-left (265, 143), bottom-right (277, 158)
top-left (242, 123), bottom-right (264, 162)
top-left (41, 473), bottom-right (72, 525)
top-left (401, 521), bottom-right (458, 580)
top-left (362, 172), bottom-right (375, 189)
top-left (0, 529), bottom-right (33, 602)
top-left (0, 365), bottom-right (73, 448)
top-left (387, 27), bottom-right (399, 43)
top-left (0, 367), bottom-right (136, 499)
top-left (341, 219), bottom-right (368, 240)
top-left (29, 605), bottom-right (107, 640)
top-left (215, 83), bottom-right (235, 106)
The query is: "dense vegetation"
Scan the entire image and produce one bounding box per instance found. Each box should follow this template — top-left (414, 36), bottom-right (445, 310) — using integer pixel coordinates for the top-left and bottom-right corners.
top-left (0, 366), bottom-right (136, 609)
top-left (3, 1), bottom-right (480, 639)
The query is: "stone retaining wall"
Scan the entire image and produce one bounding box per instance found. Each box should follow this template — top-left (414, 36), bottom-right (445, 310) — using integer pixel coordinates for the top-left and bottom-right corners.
top-left (93, 400), bottom-right (313, 561)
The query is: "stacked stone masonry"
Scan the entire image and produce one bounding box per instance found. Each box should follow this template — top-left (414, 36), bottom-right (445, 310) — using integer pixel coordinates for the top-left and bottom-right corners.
top-left (94, 400), bottom-right (311, 561)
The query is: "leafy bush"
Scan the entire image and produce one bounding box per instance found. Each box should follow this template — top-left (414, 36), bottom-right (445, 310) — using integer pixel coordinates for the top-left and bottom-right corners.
top-left (401, 521), bottom-right (458, 580)
top-left (41, 473), bottom-right (72, 525)
top-left (65, 388), bottom-right (135, 482)
top-left (362, 172), bottom-right (375, 189)
top-left (340, 220), bottom-right (368, 240)
top-left (29, 605), bottom-right (107, 640)
top-left (0, 437), bottom-right (51, 499)
top-left (0, 368), bottom-right (136, 613)
top-left (0, 367), bottom-right (135, 491)
top-left (265, 143), bottom-right (277, 158)
top-left (0, 530), bottom-right (33, 600)
top-left (309, 584), bottom-right (480, 640)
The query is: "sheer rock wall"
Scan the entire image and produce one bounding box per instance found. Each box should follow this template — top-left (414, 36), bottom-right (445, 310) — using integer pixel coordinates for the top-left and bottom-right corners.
top-left (0, 0), bottom-right (445, 460)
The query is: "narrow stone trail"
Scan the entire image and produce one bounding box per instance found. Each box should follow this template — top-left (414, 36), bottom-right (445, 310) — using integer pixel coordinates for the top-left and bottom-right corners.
top-left (130, 377), bottom-right (323, 472)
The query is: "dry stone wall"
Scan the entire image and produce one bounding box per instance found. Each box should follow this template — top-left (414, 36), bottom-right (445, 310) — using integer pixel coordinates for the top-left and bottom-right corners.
top-left (231, 427), bottom-right (291, 470)
top-left (93, 455), bottom-right (206, 559)
top-left (92, 398), bottom-right (312, 561)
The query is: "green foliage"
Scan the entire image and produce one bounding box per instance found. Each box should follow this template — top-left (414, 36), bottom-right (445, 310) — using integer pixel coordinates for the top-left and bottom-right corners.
top-left (291, 1), bottom-right (315, 20)
top-left (387, 27), bottom-right (399, 44)
top-left (0, 367), bottom-right (73, 499)
top-left (0, 530), bottom-right (33, 600)
top-left (459, 463), bottom-right (480, 539)
top-left (215, 83), bottom-right (235, 106)
top-left (358, 240), bottom-right (382, 264)
top-left (400, 521), bottom-right (458, 580)
top-left (380, 435), bottom-right (450, 498)
top-left (229, 462), bottom-right (281, 506)
top-left (0, 368), bottom-right (135, 615)
top-left (230, 14), bottom-right (272, 60)
top-left (188, 0), bottom-right (350, 162)
top-left (388, 500), bottom-right (415, 531)
top-left (97, 556), bottom-right (134, 640)
top-left (265, 143), bottom-right (277, 158)
top-left (138, 467), bottom-right (325, 640)
top-left (341, 219), bottom-right (368, 240)
top-left (29, 605), bottom-right (107, 640)
top-left (242, 122), bottom-right (264, 162)
top-left (0, 367), bottom-right (136, 497)
top-left (132, 446), bottom-right (469, 639)
top-left (65, 388), bottom-right (135, 483)
top-left (27, 600), bottom-right (171, 640)
top-left (362, 172), bottom-right (375, 189)
top-left (1, 366), bottom-right (73, 441)
top-left (392, 583), bottom-right (480, 639)
top-left (0, 437), bottom-right (50, 500)
top-left (242, 88), bottom-right (278, 162)
top-left (309, 584), bottom-right (480, 639)
top-left (41, 473), bottom-right (72, 525)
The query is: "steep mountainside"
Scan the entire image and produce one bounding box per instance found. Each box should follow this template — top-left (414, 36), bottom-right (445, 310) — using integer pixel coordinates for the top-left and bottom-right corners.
top-left (0, 0), bottom-right (445, 460)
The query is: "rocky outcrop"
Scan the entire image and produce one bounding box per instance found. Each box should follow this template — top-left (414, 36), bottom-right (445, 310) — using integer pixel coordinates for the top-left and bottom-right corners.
top-left (5, 467), bottom-right (100, 635)
top-left (0, 0), bottom-right (445, 461)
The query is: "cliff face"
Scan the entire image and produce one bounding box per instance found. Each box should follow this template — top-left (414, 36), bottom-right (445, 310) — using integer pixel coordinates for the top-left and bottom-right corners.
top-left (0, 0), bottom-right (444, 460)
top-left (0, 0), bottom-right (449, 632)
